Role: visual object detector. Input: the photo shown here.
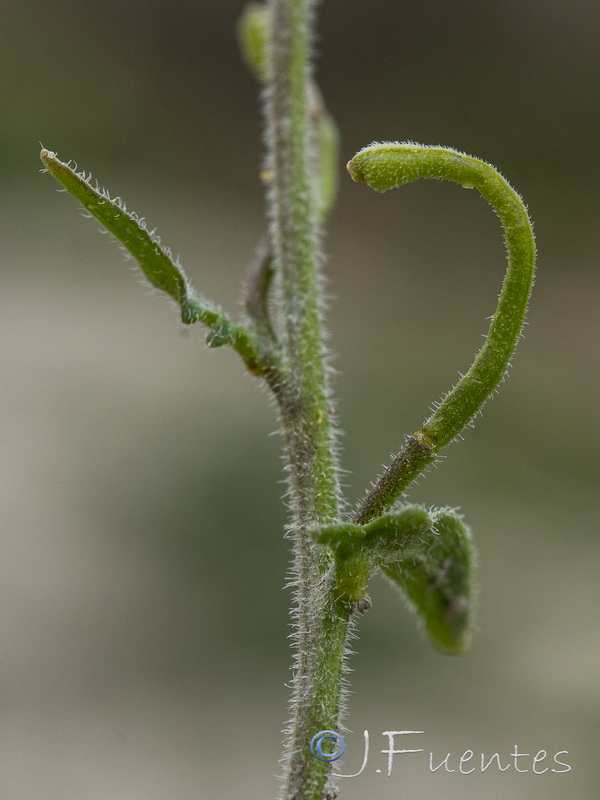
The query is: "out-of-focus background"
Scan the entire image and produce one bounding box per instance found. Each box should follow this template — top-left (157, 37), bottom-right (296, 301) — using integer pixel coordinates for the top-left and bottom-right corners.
top-left (2, 1), bottom-right (599, 798)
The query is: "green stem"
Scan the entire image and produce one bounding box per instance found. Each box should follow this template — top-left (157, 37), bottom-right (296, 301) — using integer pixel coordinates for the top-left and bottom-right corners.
top-left (266, 2), bottom-right (348, 798)
top-left (348, 143), bottom-right (536, 524)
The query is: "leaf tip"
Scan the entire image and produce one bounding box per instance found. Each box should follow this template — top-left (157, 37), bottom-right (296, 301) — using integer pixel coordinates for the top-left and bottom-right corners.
top-left (346, 158), bottom-right (361, 183)
top-left (40, 147), bottom-right (54, 166)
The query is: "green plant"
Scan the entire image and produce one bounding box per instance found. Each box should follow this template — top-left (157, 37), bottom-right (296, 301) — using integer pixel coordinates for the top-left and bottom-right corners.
top-left (40, 1), bottom-right (536, 798)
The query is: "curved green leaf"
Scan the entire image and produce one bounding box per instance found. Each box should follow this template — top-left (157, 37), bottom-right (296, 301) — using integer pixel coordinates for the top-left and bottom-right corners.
top-left (349, 142), bottom-right (536, 522)
top-left (382, 508), bottom-right (474, 654)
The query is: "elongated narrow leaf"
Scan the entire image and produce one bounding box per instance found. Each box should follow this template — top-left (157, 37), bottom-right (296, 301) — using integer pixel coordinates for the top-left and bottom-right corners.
top-left (40, 148), bottom-right (263, 374)
top-left (40, 148), bottom-right (204, 324)
top-left (382, 508), bottom-right (474, 653)
top-left (349, 142), bottom-right (536, 519)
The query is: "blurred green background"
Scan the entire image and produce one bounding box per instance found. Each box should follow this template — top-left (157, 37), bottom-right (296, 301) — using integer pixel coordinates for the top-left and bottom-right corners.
top-left (2, 1), bottom-right (599, 798)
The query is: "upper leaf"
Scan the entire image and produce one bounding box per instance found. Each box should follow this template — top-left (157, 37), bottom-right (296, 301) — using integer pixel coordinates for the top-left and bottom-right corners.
top-left (40, 149), bottom-right (199, 321)
top-left (40, 148), bottom-right (264, 375)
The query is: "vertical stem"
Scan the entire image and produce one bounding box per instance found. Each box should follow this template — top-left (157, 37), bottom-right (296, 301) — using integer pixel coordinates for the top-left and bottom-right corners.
top-left (265, 1), bottom-right (350, 798)
top-left (268, 0), bottom-right (336, 503)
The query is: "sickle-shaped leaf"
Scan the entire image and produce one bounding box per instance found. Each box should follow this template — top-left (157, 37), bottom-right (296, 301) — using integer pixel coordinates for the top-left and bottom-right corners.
top-left (348, 142), bottom-right (536, 522)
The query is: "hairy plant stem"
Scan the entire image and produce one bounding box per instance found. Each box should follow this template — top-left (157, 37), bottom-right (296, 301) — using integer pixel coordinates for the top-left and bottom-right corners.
top-left (266, 2), bottom-right (350, 798)
top-left (40, 5), bottom-right (537, 795)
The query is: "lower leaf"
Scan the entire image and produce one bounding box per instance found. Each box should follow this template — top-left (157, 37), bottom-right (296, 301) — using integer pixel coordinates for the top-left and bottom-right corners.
top-left (382, 508), bottom-right (474, 654)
